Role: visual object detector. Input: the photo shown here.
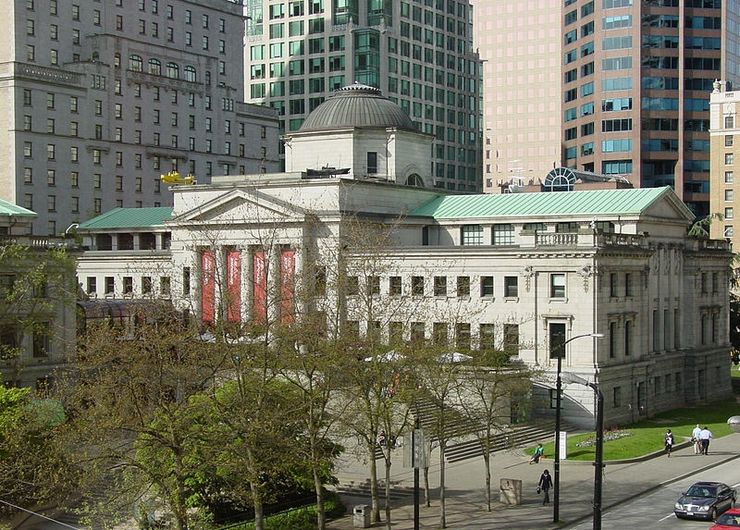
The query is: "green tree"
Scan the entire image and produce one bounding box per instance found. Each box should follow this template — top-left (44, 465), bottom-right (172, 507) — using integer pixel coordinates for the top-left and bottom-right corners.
top-left (56, 310), bottom-right (226, 530)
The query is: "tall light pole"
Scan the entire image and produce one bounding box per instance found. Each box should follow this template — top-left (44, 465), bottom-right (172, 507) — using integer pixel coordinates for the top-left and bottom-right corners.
top-left (553, 332), bottom-right (603, 524)
top-left (561, 372), bottom-right (604, 530)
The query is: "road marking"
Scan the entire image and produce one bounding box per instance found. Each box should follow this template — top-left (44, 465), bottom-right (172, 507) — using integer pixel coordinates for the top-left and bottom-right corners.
top-left (658, 513), bottom-right (675, 522)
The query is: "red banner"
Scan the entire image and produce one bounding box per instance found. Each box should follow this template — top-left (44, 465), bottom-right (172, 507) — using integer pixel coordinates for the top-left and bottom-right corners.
top-left (201, 250), bottom-right (215, 323)
top-left (252, 249), bottom-right (267, 325)
top-left (226, 250), bottom-right (241, 323)
top-left (280, 248), bottom-right (295, 324)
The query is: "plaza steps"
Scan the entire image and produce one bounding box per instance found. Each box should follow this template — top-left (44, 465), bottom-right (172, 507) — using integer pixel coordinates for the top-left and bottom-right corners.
top-left (336, 479), bottom-right (415, 501)
top-left (444, 420), bottom-right (558, 463)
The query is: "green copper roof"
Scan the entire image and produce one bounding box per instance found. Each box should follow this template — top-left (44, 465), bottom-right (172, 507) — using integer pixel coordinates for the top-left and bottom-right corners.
top-left (410, 187), bottom-right (674, 219)
top-left (0, 198), bottom-right (36, 217)
top-left (78, 207), bottom-right (173, 230)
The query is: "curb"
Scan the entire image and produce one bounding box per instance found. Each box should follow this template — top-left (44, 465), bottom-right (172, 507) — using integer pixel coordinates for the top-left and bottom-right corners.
top-left (558, 450), bottom-right (740, 529)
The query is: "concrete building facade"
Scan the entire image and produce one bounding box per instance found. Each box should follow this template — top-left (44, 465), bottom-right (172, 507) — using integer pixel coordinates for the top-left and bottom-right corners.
top-left (74, 88), bottom-right (733, 426)
top-left (0, 0), bottom-right (281, 236)
top-left (560, 0), bottom-right (740, 217)
top-left (709, 80), bottom-right (740, 246)
top-left (243, 0), bottom-right (481, 191)
top-left (474, 0), bottom-right (563, 194)
top-left (0, 198), bottom-right (77, 389)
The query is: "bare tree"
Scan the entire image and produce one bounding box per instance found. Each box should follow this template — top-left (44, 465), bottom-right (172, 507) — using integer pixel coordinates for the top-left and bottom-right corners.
top-left (455, 350), bottom-right (535, 511)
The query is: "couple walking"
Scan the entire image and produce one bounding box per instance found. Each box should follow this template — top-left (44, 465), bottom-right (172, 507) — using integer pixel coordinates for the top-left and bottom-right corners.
top-left (691, 424), bottom-right (713, 455)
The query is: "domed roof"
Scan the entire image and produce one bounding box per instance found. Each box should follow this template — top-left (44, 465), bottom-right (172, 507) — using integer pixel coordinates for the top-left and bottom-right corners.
top-left (298, 84), bottom-right (418, 133)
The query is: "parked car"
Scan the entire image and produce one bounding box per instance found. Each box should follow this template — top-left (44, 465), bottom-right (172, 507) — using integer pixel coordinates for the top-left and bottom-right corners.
top-left (674, 481), bottom-right (736, 520)
top-left (711, 508), bottom-right (740, 529)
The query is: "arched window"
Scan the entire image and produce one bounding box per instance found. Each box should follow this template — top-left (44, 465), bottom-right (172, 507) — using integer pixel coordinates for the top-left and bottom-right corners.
top-left (148, 58), bottom-right (162, 75)
top-left (405, 174), bottom-right (425, 187)
top-left (166, 62), bottom-right (179, 79)
top-left (129, 54), bottom-right (143, 71)
top-left (114, 53), bottom-right (121, 68)
top-left (183, 65), bottom-right (197, 82)
top-left (544, 167), bottom-right (576, 192)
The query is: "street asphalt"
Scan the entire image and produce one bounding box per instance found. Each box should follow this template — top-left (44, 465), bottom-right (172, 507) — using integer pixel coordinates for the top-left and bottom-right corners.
top-left (327, 431), bottom-right (740, 529)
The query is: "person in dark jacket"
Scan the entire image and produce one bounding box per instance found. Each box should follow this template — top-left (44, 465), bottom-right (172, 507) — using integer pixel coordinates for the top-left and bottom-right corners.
top-left (538, 469), bottom-right (553, 505)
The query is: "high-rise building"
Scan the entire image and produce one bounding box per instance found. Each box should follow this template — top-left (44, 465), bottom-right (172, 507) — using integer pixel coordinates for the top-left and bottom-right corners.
top-left (560, 0), bottom-right (740, 216)
top-left (709, 80), bottom-right (739, 245)
top-left (474, 0), bottom-right (562, 194)
top-left (244, 0), bottom-right (482, 191)
top-left (0, 0), bottom-right (281, 236)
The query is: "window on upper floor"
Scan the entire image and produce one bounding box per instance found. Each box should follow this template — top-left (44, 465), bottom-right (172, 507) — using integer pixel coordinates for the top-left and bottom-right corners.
top-left (550, 273), bottom-right (566, 298)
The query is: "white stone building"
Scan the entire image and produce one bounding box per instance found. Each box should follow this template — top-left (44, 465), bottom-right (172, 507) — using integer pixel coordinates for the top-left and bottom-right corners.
top-left (0, 0), bottom-right (281, 236)
top-left (0, 199), bottom-right (77, 389)
top-left (75, 86), bottom-right (734, 426)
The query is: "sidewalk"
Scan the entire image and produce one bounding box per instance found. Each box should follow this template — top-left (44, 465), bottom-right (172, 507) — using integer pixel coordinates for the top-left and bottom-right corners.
top-left (327, 433), bottom-right (740, 529)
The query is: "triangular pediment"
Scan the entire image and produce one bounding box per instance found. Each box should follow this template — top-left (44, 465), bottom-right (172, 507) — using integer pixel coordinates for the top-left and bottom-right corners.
top-left (641, 189), bottom-right (695, 223)
top-left (170, 188), bottom-right (306, 225)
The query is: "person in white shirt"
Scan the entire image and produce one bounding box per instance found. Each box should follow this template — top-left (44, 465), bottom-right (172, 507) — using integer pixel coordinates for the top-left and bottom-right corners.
top-left (692, 424), bottom-right (702, 454)
top-left (699, 426), bottom-right (713, 455)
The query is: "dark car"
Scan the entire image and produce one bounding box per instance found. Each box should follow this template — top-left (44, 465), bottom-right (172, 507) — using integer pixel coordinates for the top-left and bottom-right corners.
top-left (674, 481), bottom-right (737, 520)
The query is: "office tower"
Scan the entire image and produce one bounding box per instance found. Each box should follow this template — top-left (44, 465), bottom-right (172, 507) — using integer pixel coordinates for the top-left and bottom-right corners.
top-left (561, 0), bottom-right (740, 216)
top-left (709, 80), bottom-right (739, 245)
top-left (244, 0), bottom-right (482, 191)
top-left (0, 0), bottom-right (281, 236)
top-left (474, 0), bottom-right (562, 194)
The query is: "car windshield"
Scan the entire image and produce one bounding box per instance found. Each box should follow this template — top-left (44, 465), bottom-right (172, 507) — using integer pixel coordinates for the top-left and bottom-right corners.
top-left (686, 485), bottom-right (717, 498)
top-left (715, 513), bottom-right (740, 527)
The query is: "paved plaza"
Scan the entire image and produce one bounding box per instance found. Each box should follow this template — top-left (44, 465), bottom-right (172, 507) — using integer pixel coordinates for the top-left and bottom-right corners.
top-left (327, 433), bottom-right (740, 529)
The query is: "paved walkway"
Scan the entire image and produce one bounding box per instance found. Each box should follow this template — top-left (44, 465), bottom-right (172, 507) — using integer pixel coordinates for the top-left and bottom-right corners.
top-left (327, 433), bottom-right (740, 529)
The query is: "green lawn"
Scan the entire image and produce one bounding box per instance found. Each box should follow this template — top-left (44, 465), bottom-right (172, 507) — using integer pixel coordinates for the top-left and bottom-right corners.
top-left (533, 397), bottom-right (739, 462)
top-left (732, 364), bottom-right (740, 379)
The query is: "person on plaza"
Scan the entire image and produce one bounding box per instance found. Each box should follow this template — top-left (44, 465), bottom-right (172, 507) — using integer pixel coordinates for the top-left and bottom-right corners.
top-left (699, 426), bottom-right (713, 455)
top-left (538, 469), bottom-right (553, 505)
top-left (691, 424), bottom-right (703, 454)
top-left (530, 443), bottom-right (545, 464)
top-left (378, 430), bottom-right (387, 447)
top-left (664, 429), bottom-right (674, 457)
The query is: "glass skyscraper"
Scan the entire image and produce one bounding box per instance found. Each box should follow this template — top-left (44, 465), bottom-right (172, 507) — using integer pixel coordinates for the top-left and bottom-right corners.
top-left (245, 0), bottom-right (482, 191)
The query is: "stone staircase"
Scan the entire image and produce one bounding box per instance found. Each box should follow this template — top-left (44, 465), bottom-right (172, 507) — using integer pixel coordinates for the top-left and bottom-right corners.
top-left (336, 478), bottom-right (415, 500)
top-left (444, 420), bottom-right (558, 463)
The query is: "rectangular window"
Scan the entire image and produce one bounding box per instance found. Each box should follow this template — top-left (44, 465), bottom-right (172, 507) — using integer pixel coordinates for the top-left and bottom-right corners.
top-left (33, 323), bottom-right (51, 357)
top-left (479, 324), bottom-right (495, 350)
top-left (105, 276), bottom-right (115, 294)
top-left (434, 276), bottom-right (447, 296)
top-left (480, 276), bottom-right (494, 297)
top-left (492, 224), bottom-right (514, 245)
top-left (549, 322), bottom-right (566, 359)
top-left (366, 151), bottom-right (378, 174)
top-left (550, 273), bottom-right (566, 298)
top-left (389, 276), bottom-right (402, 296)
top-left (411, 276), bottom-right (424, 296)
top-left (367, 275), bottom-right (380, 295)
top-left (504, 276), bottom-right (518, 298)
top-left (503, 324), bottom-right (519, 355)
top-left (457, 276), bottom-right (470, 297)
top-left (461, 224), bottom-right (483, 245)
top-left (433, 322), bottom-right (448, 345)
top-left (455, 323), bottom-right (471, 350)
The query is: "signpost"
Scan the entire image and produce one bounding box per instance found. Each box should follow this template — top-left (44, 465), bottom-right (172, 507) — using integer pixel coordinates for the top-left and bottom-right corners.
top-left (404, 427), bottom-right (427, 530)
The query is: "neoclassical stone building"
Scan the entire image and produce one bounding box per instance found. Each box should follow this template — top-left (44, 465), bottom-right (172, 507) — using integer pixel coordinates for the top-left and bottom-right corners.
top-left (75, 85), bottom-right (733, 426)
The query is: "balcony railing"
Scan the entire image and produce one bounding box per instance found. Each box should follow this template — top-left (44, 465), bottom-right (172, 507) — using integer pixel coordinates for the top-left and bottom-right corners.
top-left (0, 235), bottom-right (80, 250)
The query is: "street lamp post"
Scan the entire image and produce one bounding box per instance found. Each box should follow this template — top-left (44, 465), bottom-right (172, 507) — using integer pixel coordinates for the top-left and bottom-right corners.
top-left (553, 333), bottom-right (603, 524)
top-left (561, 372), bottom-right (604, 530)
top-left (590, 381), bottom-right (604, 530)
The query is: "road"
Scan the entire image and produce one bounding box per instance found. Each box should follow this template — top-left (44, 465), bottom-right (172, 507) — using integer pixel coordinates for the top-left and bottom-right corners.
top-left (566, 456), bottom-right (740, 529)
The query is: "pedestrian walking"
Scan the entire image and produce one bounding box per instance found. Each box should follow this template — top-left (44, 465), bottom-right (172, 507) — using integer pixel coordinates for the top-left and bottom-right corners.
top-left (692, 424), bottom-right (702, 454)
top-left (538, 469), bottom-right (553, 505)
top-left (699, 426), bottom-right (713, 455)
top-left (664, 429), bottom-right (674, 457)
top-left (529, 443), bottom-right (544, 464)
